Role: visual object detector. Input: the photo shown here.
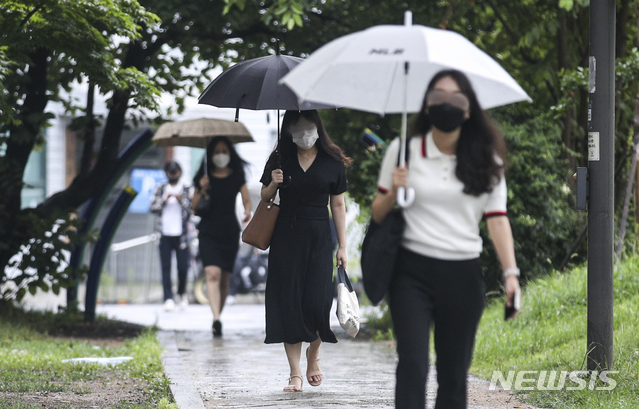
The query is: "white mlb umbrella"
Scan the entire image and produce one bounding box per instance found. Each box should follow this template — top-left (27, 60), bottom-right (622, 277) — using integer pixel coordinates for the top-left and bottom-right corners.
top-left (281, 12), bottom-right (530, 114)
top-left (281, 11), bottom-right (531, 206)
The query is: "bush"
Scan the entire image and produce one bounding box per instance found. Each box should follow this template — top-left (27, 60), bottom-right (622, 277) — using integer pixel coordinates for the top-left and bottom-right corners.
top-left (481, 118), bottom-right (584, 292)
top-left (0, 211), bottom-right (92, 303)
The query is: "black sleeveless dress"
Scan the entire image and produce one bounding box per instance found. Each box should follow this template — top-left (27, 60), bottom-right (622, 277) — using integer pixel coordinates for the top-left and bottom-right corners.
top-left (260, 150), bottom-right (348, 344)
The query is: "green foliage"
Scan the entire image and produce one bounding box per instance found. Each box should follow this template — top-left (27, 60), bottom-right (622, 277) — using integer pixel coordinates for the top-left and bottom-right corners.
top-left (113, 67), bottom-right (162, 118)
top-left (158, 398), bottom-right (179, 409)
top-left (224, 0), bottom-right (305, 29)
top-left (480, 116), bottom-right (583, 290)
top-left (1, 212), bottom-right (95, 302)
top-left (0, 46), bottom-right (13, 124)
top-left (472, 257), bottom-right (639, 408)
top-left (0, 0), bottom-right (161, 125)
top-left (363, 302), bottom-right (395, 341)
top-left (559, 0), bottom-right (590, 12)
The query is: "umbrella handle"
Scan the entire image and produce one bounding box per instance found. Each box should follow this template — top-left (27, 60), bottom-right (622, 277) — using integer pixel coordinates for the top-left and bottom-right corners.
top-left (279, 175), bottom-right (291, 188)
top-left (397, 186), bottom-right (415, 208)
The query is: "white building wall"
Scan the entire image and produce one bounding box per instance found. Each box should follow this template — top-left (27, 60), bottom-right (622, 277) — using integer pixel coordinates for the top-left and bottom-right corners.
top-left (45, 116), bottom-right (70, 197)
top-left (173, 147), bottom-right (193, 183)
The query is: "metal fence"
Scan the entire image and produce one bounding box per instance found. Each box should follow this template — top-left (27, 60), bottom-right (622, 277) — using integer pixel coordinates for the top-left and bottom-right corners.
top-left (100, 233), bottom-right (162, 304)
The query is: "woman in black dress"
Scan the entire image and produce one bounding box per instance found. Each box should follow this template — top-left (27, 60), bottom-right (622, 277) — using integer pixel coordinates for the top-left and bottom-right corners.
top-left (192, 136), bottom-right (252, 337)
top-left (260, 110), bottom-right (351, 392)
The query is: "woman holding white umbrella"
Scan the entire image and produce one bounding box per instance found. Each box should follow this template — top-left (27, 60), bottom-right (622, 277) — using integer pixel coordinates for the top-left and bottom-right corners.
top-left (372, 69), bottom-right (521, 409)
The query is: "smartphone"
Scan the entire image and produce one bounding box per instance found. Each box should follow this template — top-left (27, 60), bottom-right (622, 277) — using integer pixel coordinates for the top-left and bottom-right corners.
top-left (504, 290), bottom-right (522, 320)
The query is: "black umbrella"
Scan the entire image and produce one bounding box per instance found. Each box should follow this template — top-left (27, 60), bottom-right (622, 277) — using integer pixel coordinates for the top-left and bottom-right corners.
top-left (198, 54), bottom-right (335, 117)
top-left (198, 46), bottom-right (335, 186)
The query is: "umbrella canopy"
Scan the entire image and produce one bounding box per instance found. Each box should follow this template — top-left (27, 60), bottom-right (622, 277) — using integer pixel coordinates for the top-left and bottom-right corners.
top-left (152, 117), bottom-right (254, 148)
top-left (198, 54), bottom-right (336, 112)
top-left (281, 13), bottom-right (531, 114)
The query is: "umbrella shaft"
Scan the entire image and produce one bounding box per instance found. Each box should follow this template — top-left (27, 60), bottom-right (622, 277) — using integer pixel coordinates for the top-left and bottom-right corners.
top-left (399, 113), bottom-right (407, 168)
top-left (399, 62), bottom-right (409, 168)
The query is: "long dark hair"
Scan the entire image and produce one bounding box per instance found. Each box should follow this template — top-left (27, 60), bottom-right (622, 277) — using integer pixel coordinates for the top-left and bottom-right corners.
top-left (408, 69), bottom-right (505, 196)
top-left (193, 136), bottom-right (249, 189)
top-left (263, 110), bottom-right (352, 176)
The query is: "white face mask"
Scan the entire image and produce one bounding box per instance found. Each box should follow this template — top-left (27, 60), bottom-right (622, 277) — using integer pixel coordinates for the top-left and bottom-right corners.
top-left (291, 128), bottom-right (319, 150)
top-left (212, 153), bottom-right (230, 168)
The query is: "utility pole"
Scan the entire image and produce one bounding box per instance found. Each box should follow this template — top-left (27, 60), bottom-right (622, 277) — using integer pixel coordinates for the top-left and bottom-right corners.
top-left (587, 0), bottom-right (615, 371)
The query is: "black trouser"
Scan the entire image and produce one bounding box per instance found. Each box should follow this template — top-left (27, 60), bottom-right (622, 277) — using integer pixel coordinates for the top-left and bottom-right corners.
top-left (389, 248), bottom-right (485, 409)
top-left (159, 235), bottom-right (189, 301)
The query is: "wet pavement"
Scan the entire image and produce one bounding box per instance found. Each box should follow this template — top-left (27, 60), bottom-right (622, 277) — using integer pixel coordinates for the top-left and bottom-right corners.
top-left (98, 302), bottom-right (396, 408)
top-left (98, 302), bottom-right (536, 409)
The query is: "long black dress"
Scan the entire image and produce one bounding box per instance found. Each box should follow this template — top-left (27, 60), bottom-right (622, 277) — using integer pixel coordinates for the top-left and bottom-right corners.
top-left (260, 149), bottom-right (348, 344)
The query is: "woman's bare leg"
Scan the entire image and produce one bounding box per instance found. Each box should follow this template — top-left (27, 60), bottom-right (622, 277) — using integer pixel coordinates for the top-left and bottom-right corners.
top-left (218, 271), bottom-right (231, 314)
top-left (306, 334), bottom-right (322, 384)
top-left (205, 265), bottom-right (223, 321)
top-left (284, 342), bottom-right (303, 390)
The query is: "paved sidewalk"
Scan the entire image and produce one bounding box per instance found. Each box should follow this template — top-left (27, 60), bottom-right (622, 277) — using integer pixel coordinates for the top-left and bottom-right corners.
top-left (98, 302), bottom-right (536, 409)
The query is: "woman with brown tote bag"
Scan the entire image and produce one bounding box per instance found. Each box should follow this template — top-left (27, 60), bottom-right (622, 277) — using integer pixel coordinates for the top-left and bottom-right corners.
top-left (259, 110), bottom-right (351, 392)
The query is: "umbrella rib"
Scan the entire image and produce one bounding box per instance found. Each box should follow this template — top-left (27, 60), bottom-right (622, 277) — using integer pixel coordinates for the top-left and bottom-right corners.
top-left (223, 59), bottom-right (264, 109)
top-left (380, 62), bottom-right (404, 115)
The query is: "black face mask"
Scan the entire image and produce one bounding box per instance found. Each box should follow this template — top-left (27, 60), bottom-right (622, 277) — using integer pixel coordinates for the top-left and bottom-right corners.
top-left (428, 103), bottom-right (466, 133)
top-left (167, 171), bottom-right (180, 183)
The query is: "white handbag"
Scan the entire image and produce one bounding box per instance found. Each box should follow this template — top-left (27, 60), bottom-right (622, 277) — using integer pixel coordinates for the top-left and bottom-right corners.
top-left (336, 266), bottom-right (360, 337)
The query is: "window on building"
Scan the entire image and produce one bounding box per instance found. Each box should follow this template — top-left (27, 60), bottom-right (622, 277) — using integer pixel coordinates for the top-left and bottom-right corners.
top-left (21, 147), bottom-right (47, 208)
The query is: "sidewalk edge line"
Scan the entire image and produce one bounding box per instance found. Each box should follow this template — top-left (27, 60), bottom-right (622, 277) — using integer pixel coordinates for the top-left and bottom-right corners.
top-left (157, 330), bottom-right (206, 409)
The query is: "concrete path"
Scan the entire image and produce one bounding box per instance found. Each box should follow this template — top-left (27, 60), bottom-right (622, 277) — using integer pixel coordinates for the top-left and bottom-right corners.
top-left (98, 302), bottom-right (536, 409)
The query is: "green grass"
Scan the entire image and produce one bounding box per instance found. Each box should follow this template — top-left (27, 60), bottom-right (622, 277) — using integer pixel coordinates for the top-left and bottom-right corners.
top-left (472, 256), bottom-right (639, 409)
top-left (0, 306), bottom-right (174, 408)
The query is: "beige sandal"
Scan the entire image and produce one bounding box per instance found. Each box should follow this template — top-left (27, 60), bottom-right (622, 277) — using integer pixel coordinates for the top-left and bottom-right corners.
top-left (306, 347), bottom-right (322, 386)
top-left (284, 375), bottom-right (303, 392)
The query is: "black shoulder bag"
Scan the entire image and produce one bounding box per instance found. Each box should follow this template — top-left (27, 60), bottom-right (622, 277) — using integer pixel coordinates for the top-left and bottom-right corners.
top-left (361, 138), bottom-right (411, 306)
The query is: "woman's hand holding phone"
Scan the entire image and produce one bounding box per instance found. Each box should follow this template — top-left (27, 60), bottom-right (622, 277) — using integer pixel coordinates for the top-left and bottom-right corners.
top-left (504, 275), bottom-right (521, 320)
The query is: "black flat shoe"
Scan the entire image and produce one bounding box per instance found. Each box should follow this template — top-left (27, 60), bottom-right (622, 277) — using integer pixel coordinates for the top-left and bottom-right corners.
top-left (212, 320), bottom-right (222, 337)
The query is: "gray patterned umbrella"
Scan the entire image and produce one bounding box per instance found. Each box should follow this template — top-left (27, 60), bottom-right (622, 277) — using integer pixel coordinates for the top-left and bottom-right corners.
top-left (152, 117), bottom-right (254, 148)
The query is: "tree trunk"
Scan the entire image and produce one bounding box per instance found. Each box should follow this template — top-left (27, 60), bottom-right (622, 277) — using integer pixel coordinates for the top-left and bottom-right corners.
top-left (78, 83), bottom-right (97, 177)
top-left (35, 88), bottom-right (131, 216)
top-left (34, 40), bottom-right (155, 215)
top-left (0, 47), bottom-right (49, 273)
